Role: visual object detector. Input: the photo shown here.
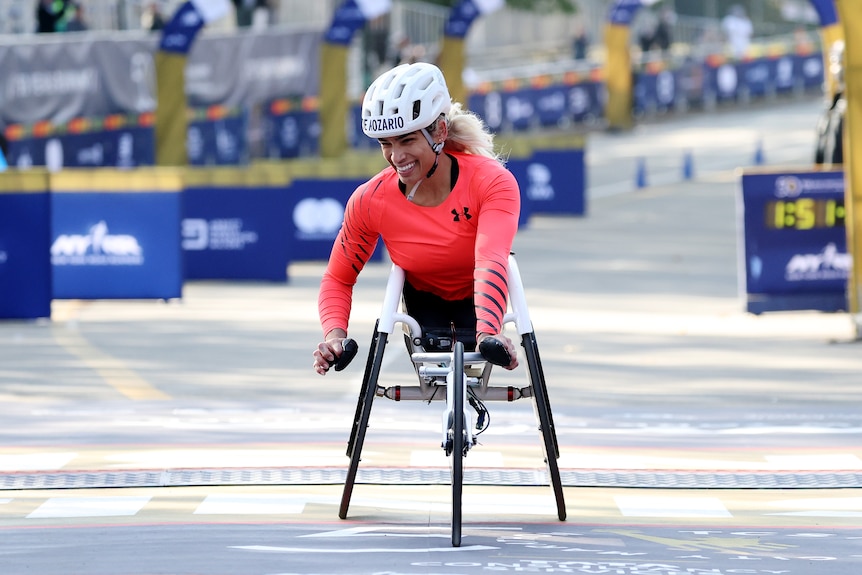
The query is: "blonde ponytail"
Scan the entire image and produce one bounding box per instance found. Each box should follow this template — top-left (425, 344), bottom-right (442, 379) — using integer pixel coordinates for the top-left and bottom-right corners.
top-left (441, 102), bottom-right (503, 164)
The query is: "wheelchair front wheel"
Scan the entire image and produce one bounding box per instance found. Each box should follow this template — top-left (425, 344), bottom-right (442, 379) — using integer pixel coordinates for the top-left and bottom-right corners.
top-left (449, 341), bottom-right (465, 547)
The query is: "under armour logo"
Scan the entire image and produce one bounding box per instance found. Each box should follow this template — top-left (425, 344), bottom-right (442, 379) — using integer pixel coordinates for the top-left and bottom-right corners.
top-left (451, 207), bottom-right (472, 222)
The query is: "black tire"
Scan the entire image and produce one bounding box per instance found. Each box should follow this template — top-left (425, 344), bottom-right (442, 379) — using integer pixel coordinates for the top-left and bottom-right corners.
top-left (522, 332), bottom-right (566, 521)
top-left (346, 322), bottom-right (380, 458)
top-left (339, 331), bottom-right (388, 520)
top-left (450, 341), bottom-right (465, 547)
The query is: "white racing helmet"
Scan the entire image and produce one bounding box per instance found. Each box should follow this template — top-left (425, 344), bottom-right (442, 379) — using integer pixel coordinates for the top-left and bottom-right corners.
top-left (361, 63), bottom-right (452, 139)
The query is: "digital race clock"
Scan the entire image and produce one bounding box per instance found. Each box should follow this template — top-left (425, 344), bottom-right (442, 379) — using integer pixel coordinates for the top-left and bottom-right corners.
top-left (764, 198), bottom-right (846, 230)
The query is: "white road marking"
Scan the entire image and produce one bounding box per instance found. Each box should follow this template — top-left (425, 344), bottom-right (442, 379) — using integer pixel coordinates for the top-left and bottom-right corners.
top-left (231, 545), bottom-right (498, 553)
top-left (614, 495), bottom-right (731, 518)
top-left (27, 496), bottom-right (151, 518)
top-left (194, 494), bottom-right (310, 515)
top-left (0, 452), bottom-right (77, 472)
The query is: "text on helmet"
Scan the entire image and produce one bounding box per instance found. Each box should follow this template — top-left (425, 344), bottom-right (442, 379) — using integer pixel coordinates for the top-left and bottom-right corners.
top-left (363, 116), bottom-right (405, 133)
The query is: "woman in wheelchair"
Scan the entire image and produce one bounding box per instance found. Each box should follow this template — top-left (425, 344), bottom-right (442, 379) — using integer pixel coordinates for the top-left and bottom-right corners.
top-left (313, 62), bottom-right (521, 375)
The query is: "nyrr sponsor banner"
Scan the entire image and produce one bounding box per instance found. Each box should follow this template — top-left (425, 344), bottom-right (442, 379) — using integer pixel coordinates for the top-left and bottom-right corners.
top-left (286, 179), bottom-right (383, 262)
top-left (182, 181), bottom-right (291, 281)
top-left (739, 169), bottom-right (848, 314)
top-left (506, 148), bottom-right (586, 217)
top-left (50, 170), bottom-right (183, 300)
top-left (0, 172), bottom-right (52, 319)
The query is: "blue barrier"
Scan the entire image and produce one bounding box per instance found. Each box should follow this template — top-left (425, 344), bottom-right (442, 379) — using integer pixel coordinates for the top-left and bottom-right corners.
top-left (266, 108), bottom-right (320, 159)
top-left (188, 114), bottom-right (249, 166)
top-left (2, 51), bottom-right (824, 170)
top-left (285, 177), bottom-right (384, 262)
top-left (739, 169), bottom-right (848, 314)
top-left (507, 148), bottom-right (586, 217)
top-left (182, 169), bottom-right (292, 281)
top-left (6, 127), bottom-right (155, 170)
top-left (50, 169), bottom-right (184, 300)
top-left (0, 171), bottom-right (52, 319)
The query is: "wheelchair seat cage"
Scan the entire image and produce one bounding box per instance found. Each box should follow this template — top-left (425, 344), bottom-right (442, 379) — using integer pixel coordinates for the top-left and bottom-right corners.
top-left (338, 255), bottom-right (566, 547)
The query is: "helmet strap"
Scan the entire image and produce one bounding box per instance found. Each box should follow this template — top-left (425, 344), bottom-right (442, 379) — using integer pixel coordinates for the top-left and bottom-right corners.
top-left (421, 127), bottom-right (443, 178)
top-left (405, 180), bottom-right (421, 202)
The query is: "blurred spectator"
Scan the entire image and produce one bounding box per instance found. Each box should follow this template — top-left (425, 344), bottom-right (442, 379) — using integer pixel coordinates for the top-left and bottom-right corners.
top-left (572, 24), bottom-right (589, 61)
top-left (793, 25), bottom-right (814, 55)
top-left (232, 0), bottom-right (270, 30)
top-left (142, 3), bottom-right (166, 32)
top-left (652, 6), bottom-right (675, 54)
top-left (815, 40), bottom-right (845, 166)
top-left (363, 15), bottom-right (390, 84)
top-left (389, 34), bottom-right (411, 65)
top-left (233, 0), bottom-right (255, 28)
top-left (36, 0), bottom-right (70, 33)
top-left (388, 34), bottom-right (425, 66)
top-left (721, 4), bottom-right (753, 59)
top-left (635, 10), bottom-right (657, 54)
top-left (697, 23), bottom-right (724, 55)
top-left (64, 2), bottom-right (87, 32)
top-left (251, 0), bottom-right (271, 31)
top-left (0, 132), bottom-right (8, 173)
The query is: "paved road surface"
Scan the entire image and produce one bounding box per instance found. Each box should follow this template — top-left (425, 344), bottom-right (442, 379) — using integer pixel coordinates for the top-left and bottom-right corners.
top-left (1, 95), bottom-right (861, 575)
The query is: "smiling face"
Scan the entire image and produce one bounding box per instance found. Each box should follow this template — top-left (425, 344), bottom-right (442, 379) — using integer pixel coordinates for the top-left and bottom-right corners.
top-left (378, 130), bottom-right (435, 187)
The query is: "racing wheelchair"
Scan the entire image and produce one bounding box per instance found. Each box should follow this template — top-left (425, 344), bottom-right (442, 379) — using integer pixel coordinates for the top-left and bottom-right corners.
top-left (333, 255), bottom-right (565, 547)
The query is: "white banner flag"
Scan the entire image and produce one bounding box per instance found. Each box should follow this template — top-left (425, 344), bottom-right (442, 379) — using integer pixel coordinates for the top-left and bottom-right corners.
top-left (190, 0), bottom-right (231, 23)
top-left (473, 0), bottom-right (504, 15)
top-left (355, 0), bottom-right (392, 20)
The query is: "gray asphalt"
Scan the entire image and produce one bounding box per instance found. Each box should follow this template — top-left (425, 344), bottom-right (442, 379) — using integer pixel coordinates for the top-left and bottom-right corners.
top-left (1, 94), bottom-right (861, 575)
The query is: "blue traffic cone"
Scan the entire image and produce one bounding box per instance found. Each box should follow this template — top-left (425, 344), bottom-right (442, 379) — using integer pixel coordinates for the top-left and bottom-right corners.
top-left (636, 157), bottom-right (648, 189)
top-left (754, 139), bottom-right (765, 165)
top-left (682, 150), bottom-right (694, 180)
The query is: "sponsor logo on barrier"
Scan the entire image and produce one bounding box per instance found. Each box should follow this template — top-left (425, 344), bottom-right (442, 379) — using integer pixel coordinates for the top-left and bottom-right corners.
top-left (568, 86), bottom-right (589, 115)
top-left (656, 70), bottom-right (675, 105)
top-left (716, 64), bottom-right (738, 96)
top-left (785, 242), bottom-right (850, 281)
top-left (537, 91), bottom-right (565, 115)
top-left (293, 198), bottom-right (344, 240)
top-left (483, 92), bottom-right (504, 130)
top-left (117, 133), bottom-right (135, 168)
top-left (187, 127), bottom-right (204, 162)
top-left (803, 56), bottom-right (822, 79)
top-left (51, 221), bottom-right (143, 266)
top-left (526, 163), bottom-right (554, 201)
top-left (182, 218), bottom-right (258, 251)
top-left (505, 96), bottom-right (534, 124)
top-left (775, 175), bottom-right (843, 198)
top-left (77, 143), bottom-right (104, 166)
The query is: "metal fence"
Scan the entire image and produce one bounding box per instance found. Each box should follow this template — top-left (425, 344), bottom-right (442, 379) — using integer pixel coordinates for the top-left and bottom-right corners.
top-left (1, 0), bottom-right (819, 72)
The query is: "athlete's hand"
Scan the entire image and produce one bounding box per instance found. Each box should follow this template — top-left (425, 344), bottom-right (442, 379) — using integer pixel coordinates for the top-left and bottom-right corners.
top-left (313, 329), bottom-right (348, 375)
top-left (477, 332), bottom-right (519, 371)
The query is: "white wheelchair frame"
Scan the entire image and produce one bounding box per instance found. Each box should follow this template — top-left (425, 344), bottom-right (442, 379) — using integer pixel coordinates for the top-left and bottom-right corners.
top-left (338, 255), bottom-right (565, 547)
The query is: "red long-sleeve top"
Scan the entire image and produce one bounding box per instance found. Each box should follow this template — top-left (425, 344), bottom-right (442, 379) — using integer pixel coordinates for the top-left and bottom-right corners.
top-left (318, 151), bottom-right (520, 338)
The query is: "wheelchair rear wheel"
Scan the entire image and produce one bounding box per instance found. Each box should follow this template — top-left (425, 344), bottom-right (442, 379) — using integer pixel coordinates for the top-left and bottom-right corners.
top-left (522, 332), bottom-right (567, 521)
top-left (339, 328), bottom-right (388, 520)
